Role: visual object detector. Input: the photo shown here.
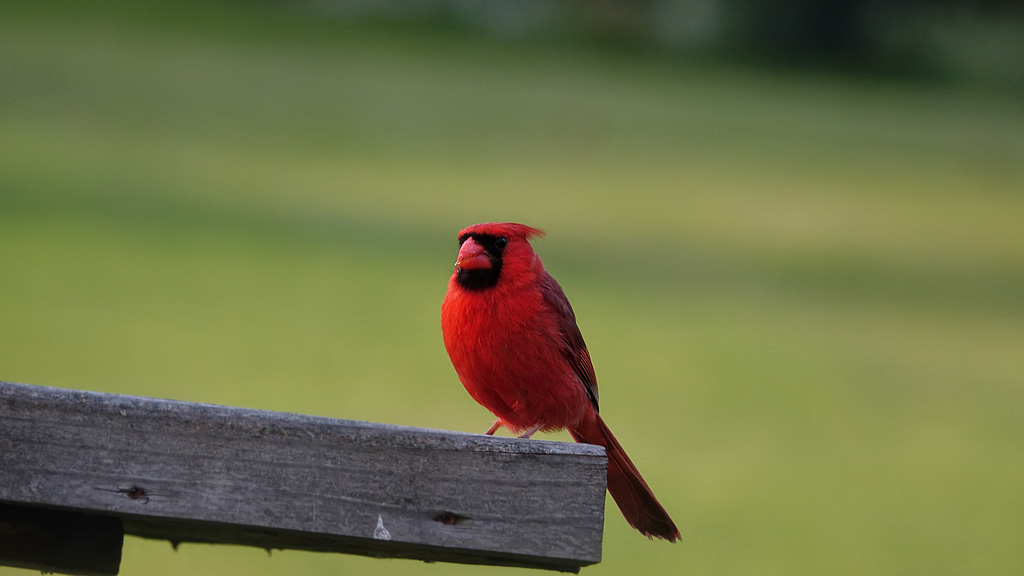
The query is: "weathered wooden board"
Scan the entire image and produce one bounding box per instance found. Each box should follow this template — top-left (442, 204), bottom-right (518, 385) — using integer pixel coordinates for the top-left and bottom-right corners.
top-left (0, 381), bottom-right (606, 573)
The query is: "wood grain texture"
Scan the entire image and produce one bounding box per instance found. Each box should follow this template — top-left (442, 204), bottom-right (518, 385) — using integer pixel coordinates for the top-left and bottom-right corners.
top-left (0, 381), bottom-right (606, 573)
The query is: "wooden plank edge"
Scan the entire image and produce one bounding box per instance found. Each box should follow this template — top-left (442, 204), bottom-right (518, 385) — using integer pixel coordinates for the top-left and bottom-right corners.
top-left (123, 514), bottom-right (590, 573)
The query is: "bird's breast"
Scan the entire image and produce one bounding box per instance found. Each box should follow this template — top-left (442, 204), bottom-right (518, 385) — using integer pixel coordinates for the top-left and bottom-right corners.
top-left (441, 285), bottom-right (590, 431)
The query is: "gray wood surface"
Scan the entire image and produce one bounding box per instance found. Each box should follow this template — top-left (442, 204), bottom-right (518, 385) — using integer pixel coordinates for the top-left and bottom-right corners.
top-left (0, 381), bottom-right (606, 573)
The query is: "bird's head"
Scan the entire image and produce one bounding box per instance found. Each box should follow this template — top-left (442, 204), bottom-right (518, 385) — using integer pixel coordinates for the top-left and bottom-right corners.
top-left (453, 222), bottom-right (544, 290)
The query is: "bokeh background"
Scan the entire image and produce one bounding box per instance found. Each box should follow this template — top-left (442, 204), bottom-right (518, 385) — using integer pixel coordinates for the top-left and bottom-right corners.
top-left (2, 1), bottom-right (1023, 575)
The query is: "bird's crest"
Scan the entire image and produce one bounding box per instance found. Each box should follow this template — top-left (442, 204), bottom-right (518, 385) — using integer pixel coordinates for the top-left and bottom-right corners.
top-left (458, 222), bottom-right (544, 243)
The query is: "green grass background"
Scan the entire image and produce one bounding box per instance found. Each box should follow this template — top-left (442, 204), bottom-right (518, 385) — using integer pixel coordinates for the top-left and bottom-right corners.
top-left (2, 1), bottom-right (1023, 575)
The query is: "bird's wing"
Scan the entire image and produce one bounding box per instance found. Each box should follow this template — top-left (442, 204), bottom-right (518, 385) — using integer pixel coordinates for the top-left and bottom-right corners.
top-left (539, 272), bottom-right (599, 412)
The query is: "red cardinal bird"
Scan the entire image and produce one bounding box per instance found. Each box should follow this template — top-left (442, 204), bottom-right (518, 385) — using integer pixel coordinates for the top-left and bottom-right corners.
top-left (441, 222), bottom-right (680, 541)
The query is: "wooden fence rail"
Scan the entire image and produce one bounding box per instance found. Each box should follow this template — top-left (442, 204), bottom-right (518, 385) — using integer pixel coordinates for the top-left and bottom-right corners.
top-left (0, 381), bottom-right (606, 575)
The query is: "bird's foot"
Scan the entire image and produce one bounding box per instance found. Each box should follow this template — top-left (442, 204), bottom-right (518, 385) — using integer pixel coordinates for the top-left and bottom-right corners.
top-left (518, 423), bottom-right (543, 439)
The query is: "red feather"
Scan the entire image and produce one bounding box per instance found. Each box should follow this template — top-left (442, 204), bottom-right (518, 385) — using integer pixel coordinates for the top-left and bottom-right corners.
top-left (441, 222), bottom-right (680, 541)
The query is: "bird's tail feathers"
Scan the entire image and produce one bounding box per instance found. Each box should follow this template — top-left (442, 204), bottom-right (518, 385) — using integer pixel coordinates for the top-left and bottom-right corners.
top-left (570, 413), bottom-right (680, 542)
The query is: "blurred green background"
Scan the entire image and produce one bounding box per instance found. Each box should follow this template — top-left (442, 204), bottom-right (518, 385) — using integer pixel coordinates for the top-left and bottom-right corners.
top-left (2, 1), bottom-right (1023, 575)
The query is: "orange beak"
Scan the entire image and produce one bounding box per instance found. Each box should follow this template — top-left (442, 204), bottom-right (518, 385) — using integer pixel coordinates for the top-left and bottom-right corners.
top-left (456, 237), bottom-right (492, 271)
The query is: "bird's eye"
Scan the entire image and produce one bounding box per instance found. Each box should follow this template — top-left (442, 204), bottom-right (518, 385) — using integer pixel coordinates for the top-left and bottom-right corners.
top-left (494, 237), bottom-right (508, 250)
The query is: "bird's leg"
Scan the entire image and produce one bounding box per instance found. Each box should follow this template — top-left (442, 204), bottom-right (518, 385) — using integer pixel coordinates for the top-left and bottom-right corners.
top-left (518, 422), bottom-right (543, 439)
top-left (484, 420), bottom-right (501, 435)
